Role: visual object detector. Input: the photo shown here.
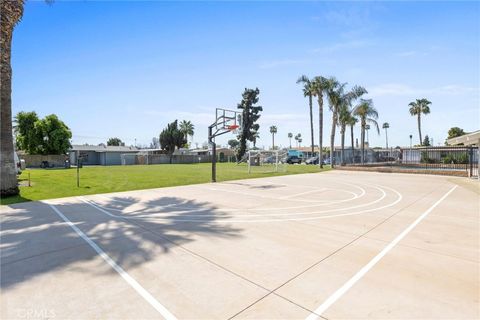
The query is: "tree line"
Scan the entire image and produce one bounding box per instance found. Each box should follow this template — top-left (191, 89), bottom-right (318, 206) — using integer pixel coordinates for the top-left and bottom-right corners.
top-left (296, 75), bottom-right (373, 166)
top-left (295, 75), bottom-right (437, 167)
top-left (15, 111), bottom-right (72, 155)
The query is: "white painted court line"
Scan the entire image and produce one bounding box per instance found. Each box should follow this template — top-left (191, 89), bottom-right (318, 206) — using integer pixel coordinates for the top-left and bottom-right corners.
top-left (90, 181), bottom-right (371, 215)
top-left (85, 183), bottom-right (388, 219)
top-left (305, 185), bottom-right (458, 320)
top-left (46, 202), bottom-right (177, 320)
top-left (79, 184), bottom-right (402, 223)
top-left (279, 188), bottom-right (327, 199)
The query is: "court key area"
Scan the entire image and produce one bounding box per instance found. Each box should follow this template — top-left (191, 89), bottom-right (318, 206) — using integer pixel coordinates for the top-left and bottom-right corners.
top-left (1, 171), bottom-right (479, 319)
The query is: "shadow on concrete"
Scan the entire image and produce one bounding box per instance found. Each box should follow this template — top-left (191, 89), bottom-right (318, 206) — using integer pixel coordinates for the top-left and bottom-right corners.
top-left (0, 195), bottom-right (241, 289)
top-left (249, 184), bottom-right (286, 190)
top-left (222, 181), bottom-right (286, 190)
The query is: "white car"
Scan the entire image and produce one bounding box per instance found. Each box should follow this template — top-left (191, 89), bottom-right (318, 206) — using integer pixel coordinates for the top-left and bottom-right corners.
top-left (14, 152), bottom-right (21, 174)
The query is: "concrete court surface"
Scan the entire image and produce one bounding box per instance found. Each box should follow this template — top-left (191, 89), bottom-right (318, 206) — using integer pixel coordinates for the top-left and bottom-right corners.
top-left (1, 170), bottom-right (479, 319)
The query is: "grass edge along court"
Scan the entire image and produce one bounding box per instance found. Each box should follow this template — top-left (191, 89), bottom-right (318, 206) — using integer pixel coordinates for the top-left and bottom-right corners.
top-left (0, 163), bottom-right (329, 205)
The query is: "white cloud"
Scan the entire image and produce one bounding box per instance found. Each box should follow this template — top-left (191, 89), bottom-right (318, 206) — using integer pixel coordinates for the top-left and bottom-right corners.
top-left (437, 85), bottom-right (478, 95)
top-left (395, 50), bottom-right (420, 57)
top-left (259, 59), bottom-right (306, 69)
top-left (310, 40), bottom-right (372, 54)
top-left (323, 7), bottom-right (373, 28)
top-left (143, 109), bottom-right (215, 126)
top-left (369, 83), bottom-right (478, 97)
top-left (394, 46), bottom-right (442, 58)
top-left (261, 113), bottom-right (307, 122)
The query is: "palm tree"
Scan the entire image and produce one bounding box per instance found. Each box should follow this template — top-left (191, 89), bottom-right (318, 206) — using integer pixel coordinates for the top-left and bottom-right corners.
top-left (337, 104), bottom-right (352, 165)
top-left (312, 76), bottom-right (330, 168)
top-left (409, 98), bottom-right (431, 145)
top-left (269, 125), bottom-right (277, 150)
top-left (382, 122), bottom-right (390, 148)
top-left (179, 120), bottom-right (195, 145)
top-left (297, 75), bottom-right (315, 157)
top-left (353, 99), bottom-right (380, 164)
top-left (0, 0), bottom-right (25, 196)
top-left (365, 124), bottom-right (370, 145)
top-left (294, 133), bottom-right (301, 148)
top-left (325, 77), bottom-right (342, 167)
top-left (288, 132), bottom-right (293, 149)
top-left (346, 114), bottom-right (358, 164)
top-left (326, 80), bottom-right (367, 167)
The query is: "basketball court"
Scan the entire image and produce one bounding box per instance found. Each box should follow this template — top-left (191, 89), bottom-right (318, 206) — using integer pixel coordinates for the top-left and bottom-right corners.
top-left (1, 171), bottom-right (479, 319)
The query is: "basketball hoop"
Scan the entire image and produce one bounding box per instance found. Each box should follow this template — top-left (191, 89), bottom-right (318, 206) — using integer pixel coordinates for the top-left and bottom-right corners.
top-left (208, 108), bottom-right (241, 182)
top-left (227, 124), bottom-right (239, 133)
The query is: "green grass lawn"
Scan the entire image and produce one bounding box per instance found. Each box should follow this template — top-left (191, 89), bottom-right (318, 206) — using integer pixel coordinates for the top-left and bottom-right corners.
top-left (1, 163), bottom-right (330, 205)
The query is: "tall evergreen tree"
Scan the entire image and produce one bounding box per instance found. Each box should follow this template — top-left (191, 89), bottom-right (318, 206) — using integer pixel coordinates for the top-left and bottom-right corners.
top-left (236, 88), bottom-right (262, 160)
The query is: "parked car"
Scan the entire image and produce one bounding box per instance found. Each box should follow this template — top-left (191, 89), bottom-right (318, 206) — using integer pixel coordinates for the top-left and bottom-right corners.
top-left (264, 156), bottom-right (276, 164)
top-left (324, 158), bottom-right (335, 165)
top-left (14, 152), bottom-right (21, 174)
top-left (286, 155), bottom-right (302, 164)
top-left (305, 156), bottom-right (319, 165)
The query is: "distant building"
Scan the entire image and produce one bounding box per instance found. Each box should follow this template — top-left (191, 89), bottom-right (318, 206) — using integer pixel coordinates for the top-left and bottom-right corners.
top-left (290, 145), bottom-right (391, 164)
top-left (69, 145), bottom-right (139, 165)
top-left (189, 147), bottom-right (235, 161)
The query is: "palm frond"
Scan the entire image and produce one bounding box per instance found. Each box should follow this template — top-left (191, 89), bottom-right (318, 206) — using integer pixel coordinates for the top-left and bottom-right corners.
top-left (367, 119), bottom-right (380, 134)
top-left (296, 75), bottom-right (310, 84)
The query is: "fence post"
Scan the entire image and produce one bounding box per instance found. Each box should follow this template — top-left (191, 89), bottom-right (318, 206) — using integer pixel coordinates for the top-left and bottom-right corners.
top-left (469, 147), bottom-right (473, 177)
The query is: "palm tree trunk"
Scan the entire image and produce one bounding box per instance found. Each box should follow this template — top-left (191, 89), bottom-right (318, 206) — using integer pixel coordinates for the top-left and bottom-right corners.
top-left (350, 124), bottom-right (354, 164)
top-left (417, 114), bottom-right (422, 145)
top-left (272, 133), bottom-right (274, 150)
top-left (289, 137), bottom-right (291, 149)
top-left (309, 95), bottom-right (314, 157)
top-left (330, 108), bottom-right (337, 167)
top-left (0, 3), bottom-right (21, 196)
top-left (361, 121), bottom-right (365, 164)
top-left (385, 128), bottom-right (388, 149)
top-left (340, 125), bottom-right (345, 165)
top-left (318, 95), bottom-right (323, 168)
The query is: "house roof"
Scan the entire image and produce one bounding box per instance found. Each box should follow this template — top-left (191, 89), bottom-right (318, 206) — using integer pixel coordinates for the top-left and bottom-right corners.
top-left (446, 130), bottom-right (480, 146)
top-left (70, 145), bottom-right (139, 152)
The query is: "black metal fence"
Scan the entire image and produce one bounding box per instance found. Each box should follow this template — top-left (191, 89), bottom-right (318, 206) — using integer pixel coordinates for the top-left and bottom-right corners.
top-left (402, 146), bottom-right (478, 171)
top-left (346, 146), bottom-right (479, 177)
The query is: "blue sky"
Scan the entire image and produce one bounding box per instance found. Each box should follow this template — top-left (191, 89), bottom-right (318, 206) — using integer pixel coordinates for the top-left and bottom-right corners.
top-left (12, 1), bottom-right (479, 149)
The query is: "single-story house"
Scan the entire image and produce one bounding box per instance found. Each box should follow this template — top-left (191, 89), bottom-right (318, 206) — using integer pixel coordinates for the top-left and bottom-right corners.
top-left (446, 130), bottom-right (479, 179)
top-left (69, 145), bottom-right (140, 166)
top-left (292, 146), bottom-right (376, 164)
top-left (188, 148), bottom-right (211, 156)
top-left (189, 147), bottom-right (235, 161)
